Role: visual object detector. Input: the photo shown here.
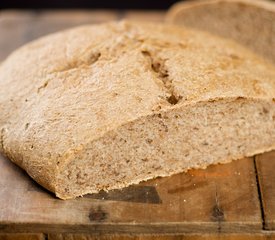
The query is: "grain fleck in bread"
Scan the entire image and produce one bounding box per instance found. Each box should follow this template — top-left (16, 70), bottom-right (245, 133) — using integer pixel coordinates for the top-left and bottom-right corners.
top-left (0, 21), bottom-right (275, 199)
top-left (166, 0), bottom-right (275, 63)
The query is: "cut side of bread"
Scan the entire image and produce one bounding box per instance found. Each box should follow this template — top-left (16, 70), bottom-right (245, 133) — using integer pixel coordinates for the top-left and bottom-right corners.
top-left (166, 0), bottom-right (275, 64)
top-left (57, 97), bottom-right (275, 199)
top-left (0, 21), bottom-right (275, 199)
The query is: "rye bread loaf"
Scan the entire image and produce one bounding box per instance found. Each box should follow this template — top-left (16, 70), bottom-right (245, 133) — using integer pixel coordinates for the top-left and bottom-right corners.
top-left (0, 21), bottom-right (275, 199)
top-left (166, 0), bottom-right (275, 63)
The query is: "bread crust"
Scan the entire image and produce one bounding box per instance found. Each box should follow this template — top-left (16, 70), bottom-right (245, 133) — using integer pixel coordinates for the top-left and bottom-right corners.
top-left (166, 0), bottom-right (275, 63)
top-left (166, 0), bottom-right (275, 18)
top-left (0, 21), bottom-right (275, 198)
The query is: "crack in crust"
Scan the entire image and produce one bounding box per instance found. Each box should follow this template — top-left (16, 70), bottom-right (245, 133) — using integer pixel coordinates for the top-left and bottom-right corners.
top-left (57, 52), bottom-right (101, 73)
top-left (0, 128), bottom-right (5, 152)
top-left (37, 51), bottom-right (101, 93)
top-left (141, 50), bottom-right (182, 105)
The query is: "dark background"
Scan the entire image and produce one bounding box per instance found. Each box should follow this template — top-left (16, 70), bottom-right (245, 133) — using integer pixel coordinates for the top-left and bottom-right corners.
top-left (0, 0), bottom-right (181, 10)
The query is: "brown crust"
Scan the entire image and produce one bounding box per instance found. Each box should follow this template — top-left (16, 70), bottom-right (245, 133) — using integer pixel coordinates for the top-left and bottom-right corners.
top-left (165, 0), bottom-right (275, 63)
top-left (0, 21), bottom-right (275, 198)
top-left (166, 0), bottom-right (275, 21)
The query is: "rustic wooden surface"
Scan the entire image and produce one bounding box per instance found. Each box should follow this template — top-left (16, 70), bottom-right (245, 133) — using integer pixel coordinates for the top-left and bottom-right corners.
top-left (47, 234), bottom-right (275, 240)
top-left (2, 234), bottom-right (275, 240)
top-left (0, 152), bottom-right (263, 233)
top-left (0, 9), bottom-right (274, 239)
top-left (256, 151), bottom-right (275, 230)
top-left (0, 233), bottom-right (45, 240)
top-left (0, 234), bottom-right (45, 240)
top-left (3, 234), bottom-right (275, 240)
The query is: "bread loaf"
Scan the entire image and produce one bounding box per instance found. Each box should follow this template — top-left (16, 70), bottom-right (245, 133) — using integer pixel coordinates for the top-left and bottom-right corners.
top-left (0, 21), bottom-right (275, 199)
top-left (166, 0), bottom-right (275, 64)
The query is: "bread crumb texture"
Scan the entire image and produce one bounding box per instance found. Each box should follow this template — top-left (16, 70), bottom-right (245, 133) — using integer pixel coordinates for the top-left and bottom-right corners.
top-left (0, 21), bottom-right (275, 199)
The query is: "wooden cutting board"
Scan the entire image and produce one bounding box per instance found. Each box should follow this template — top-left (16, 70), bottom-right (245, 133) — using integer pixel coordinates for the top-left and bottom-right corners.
top-left (0, 10), bottom-right (275, 240)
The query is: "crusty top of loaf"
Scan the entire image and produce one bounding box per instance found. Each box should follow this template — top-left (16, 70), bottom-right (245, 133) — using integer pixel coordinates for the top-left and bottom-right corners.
top-left (0, 21), bottom-right (275, 191)
top-left (166, 0), bottom-right (275, 16)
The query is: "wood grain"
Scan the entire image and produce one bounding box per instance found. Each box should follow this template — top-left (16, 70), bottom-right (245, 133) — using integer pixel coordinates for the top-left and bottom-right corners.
top-left (0, 233), bottom-right (45, 240)
top-left (256, 151), bottom-right (275, 230)
top-left (47, 233), bottom-right (275, 240)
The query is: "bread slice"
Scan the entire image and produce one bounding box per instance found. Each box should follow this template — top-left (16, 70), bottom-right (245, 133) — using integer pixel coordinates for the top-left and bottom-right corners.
top-left (0, 21), bottom-right (275, 199)
top-left (166, 0), bottom-right (275, 64)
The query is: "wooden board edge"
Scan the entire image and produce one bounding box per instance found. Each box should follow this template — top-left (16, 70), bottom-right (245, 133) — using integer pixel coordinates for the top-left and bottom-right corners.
top-left (0, 222), bottom-right (262, 234)
top-left (255, 153), bottom-right (275, 231)
top-left (47, 232), bottom-right (275, 240)
top-left (0, 233), bottom-right (45, 240)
